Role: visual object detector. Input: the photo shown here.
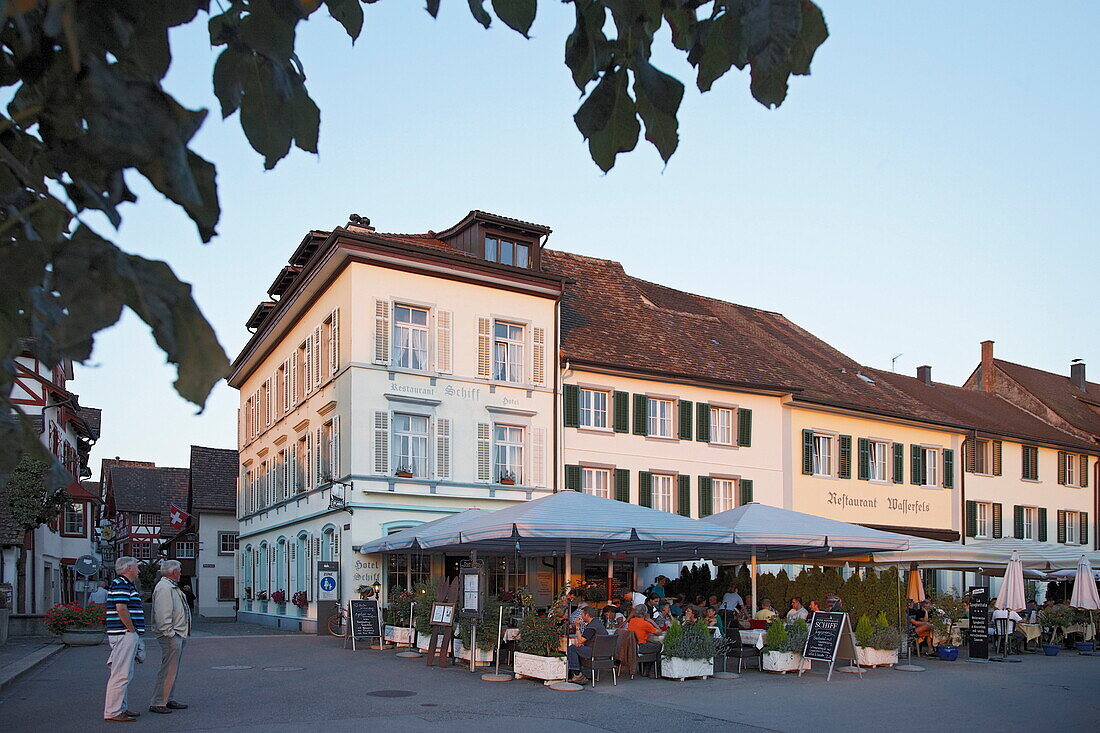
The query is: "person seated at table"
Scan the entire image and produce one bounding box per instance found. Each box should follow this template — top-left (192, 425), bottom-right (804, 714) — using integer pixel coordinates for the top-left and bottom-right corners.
top-left (627, 604), bottom-right (663, 655)
top-left (738, 595), bottom-right (754, 619)
top-left (907, 599), bottom-right (934, 655)
top-left (754, 599), bottom-right (777, 622)
top-left (565, 589), bottom-right (588, 624)
top-left (567, 606), bottom-right (607, 685)
top-left (786, 596), bottom-right (809, 622)
top-left (669, 596), bottom-right (683, 617)
top-left (652, 601), bottom-right (674, 630)
top-left (600, 604), bottom-right (626, 630)
top-left (825, 593), bottom-right (844, 612)
top-left (693, 594), bottom-right (706, 606)
top-left (1024, 598), bottom-right (1039, 623)
top-left (645, 594), bottom-right (661, 614)
top-left (703, 605), bottom-right (725, 636)
top-left (682, 605), bottom-right (702, 625)
top-left (707, 594), bottom-right (720, 609)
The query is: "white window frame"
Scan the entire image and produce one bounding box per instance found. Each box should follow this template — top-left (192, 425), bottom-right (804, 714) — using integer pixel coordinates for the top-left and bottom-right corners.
top-left (219, 532), bottom-right (239, 555)
top-left (921, 447), bottom-right (940, 487)
top-left (1021, 506), bottom-right (1038, 541)
top-left (869, 440), bottom-right (889, 482)
top-left (812, 433), bottom-right (834, 477)
top-left (975, 501), bottom-right (992, 539)
top-left (392, 304), bottom-right (430, 371)
top-left (1065, 454), bottom-right (1077, 487)
top-left (132, 543), bottom-right (151, 560)
top-left (579, 389), bottom-right (609, 430)
top-left (392, 413), bottom-right (430, 478)
top-left (647, 398), bottom-right (674, 438)
top-left (63, 502), bottom-right (84, 535)
top-left (1065, 511), bottom-right (1080, 545)
top-left (974, 438), bottom-right (990, 475)
top-left (652, 474), bottom-right (674, 513)
top-left (582, 467), bottom-right (611, 499)
top-left (493, 424), bottom-right (524, 484)
top-left (713, 478), bottom-right (736, 513)
top-left (710, 406), bottom-right (734, 446)
top-left (492, 321), bottom-right (525, 383)
top-left (175, 541), bottom-right (196, 559)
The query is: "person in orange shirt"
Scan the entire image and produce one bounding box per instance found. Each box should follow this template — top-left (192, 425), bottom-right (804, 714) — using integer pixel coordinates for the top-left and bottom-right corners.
top-left (626, 604), bottom-right (662, 655)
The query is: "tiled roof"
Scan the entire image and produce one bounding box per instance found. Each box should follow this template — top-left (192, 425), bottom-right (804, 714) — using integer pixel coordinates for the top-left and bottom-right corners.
top-left (992, 359), bottom-right (1100, 440)
top-left (78, 407), bottom-right (102, 440)
top-left (189, 445), bottom-right (238, 514)
top-left (69, 480), bottom-right (102, 503)
top-left (109, 466), bottom-right (188, 521)
top-left (100, 458), bottom-right (155, 485)
top-left (371, 232), bottom-right (472, 258)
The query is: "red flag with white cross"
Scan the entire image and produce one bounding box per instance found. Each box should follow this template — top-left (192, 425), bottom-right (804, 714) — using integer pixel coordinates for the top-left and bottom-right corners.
top-left (168, 504), bottom-right (191, 530)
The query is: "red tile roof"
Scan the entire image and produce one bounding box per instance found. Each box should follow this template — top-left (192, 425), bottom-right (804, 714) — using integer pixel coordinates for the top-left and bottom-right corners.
top-left (992, 359), bottom-right (1100, 440)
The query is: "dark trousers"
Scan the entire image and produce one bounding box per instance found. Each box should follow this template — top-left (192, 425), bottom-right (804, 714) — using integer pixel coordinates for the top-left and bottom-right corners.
top-left (567, 644), bottom-right (593, 672)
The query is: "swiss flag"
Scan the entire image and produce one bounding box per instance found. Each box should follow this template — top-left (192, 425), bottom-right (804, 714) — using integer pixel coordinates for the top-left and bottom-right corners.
top-left (168, 504), bottom-right (191, 530)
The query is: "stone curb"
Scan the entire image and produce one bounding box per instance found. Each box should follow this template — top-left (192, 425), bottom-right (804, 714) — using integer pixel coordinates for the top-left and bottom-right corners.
top-left (0, 644), bottom-right (65, 693)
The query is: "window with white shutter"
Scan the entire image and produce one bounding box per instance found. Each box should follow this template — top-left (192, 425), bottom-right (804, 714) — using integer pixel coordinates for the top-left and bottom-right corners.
top-left (435, 310), bottom-right (453, 374)
top-left (436, 418), bottom-right (451, 479)
top-left (332, 415), bottom-right (340, 479)
top-left (329, 308), bottom-right (340, 376)
top-left (264, 379), bottom-right (272, 426)
top-left (312, 325), bottom-right (322, 387)
top-left (532, 326), bottom-right (546, 387)
top-left (374, 299), bottom-right (390, 365)
top-left (373, 410), bottom-right (390, 475)
top-left (476, 422), bottom-right (491, 481)
top-left (302, 337), bottom-right (313, 395)
top-left (289, 442), bottom-right (298, 493)
top-left (282, 359), bottom-right (291, 413)
top-left (290, 351), bottom-right (298, 405)
top-left (315, 427), bottom-right (323, 484)
top-left (531, 427), bottom-right (546, 487)
top-left (476, 317), bottom-right (492, 378)
top-left (252, 390), bottom-right (260, 438)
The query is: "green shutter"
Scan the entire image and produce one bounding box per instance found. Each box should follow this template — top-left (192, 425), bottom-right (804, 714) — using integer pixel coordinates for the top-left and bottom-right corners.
top-left (943, 449), bottom-right (954, 489)
top-left (698, 476), bottom-right (713, 517)
top-left (893, 443), bottom-right (904, 484)
top-left (1058, 451), bottom-right (1067, 485)
top-left (1013, 505), bottom-right (1024, 539)
top-left (614, 468), bottom-right (630, 503)
top-left (802, 430), bottom-right (814, 475)
top-left (1056, 509), bottom-right (1065, 544)
top-left (564, 464), bottom-right (582, 492)
top-left (1081, 455), bottom-right (1089, 488)
top-left (677, 474), bottom-right (691, 517)
top-left (613, 391), bottom-right (630, 433)
top-left (992, 441), bottom-right (1002, 476)
top-left (678, 400), bottom-right (693, 441)
top-left (965, 501), bottom-right (977, 538)
top-left (911, 445), bottom-right (922, 485)
top-left (1081, 513), bottom-right (1089, 546)
top-left (992, 503), bottom-right (1003, 538)
top-left (562, 385), bottom-right (580, 428)
top-left (739, 478), bottom-right (754, 506)
top-left (857, 438), bottom-right (870, 481)
top-left (737, 408), bottom-right (752, 447)
top-left (638, 471), bottom-right (652, 508)
top-left (633, 394), bottom-right (648, 436)
top-left (964, 438), bottom-right (976, 473)
top-left (696, 403), bottom-right (711, 443)
top-left (1038, 507), bottom-right (1048, 542)
top-left (838, 435), bottom-right (852, 479)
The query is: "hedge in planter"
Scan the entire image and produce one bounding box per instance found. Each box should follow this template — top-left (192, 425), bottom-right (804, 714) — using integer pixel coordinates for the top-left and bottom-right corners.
top-left (762, 618), bottom-right (808, 673)
top-left (661, 619), bottom-right (715, 680)
top-left (854, 613), bottom-right (900, 667)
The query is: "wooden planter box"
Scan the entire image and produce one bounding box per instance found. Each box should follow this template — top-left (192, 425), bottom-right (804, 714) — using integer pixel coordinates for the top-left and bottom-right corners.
top-left (856, 647), bottom-right (898, 667)
top-left (762, 651), bottom-right (805, 674)
top-left (513, 652), bottom-right (568, 681)
top-left (453, 640), bottom-right (494, 666)
top-left (660, 657), bottom-right (713, 681)
top-left (385, 625), bottom-right (416, 646)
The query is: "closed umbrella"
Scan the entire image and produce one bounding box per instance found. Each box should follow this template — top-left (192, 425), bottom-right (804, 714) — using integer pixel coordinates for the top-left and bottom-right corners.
top-left (906, 566), bottom-right (926, 602)
top-left (1069, 555), bottom-right (1100, 611)
top-left (996, 551), bottom-right (1026, 611)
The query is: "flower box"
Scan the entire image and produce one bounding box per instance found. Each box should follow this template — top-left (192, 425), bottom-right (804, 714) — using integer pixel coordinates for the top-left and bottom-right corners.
top-left (856, 647), bottom-right (898, 667)
top-left (453, 640), bottom-right (494, 666)
top-left (761, 651), bottom-right (805, 673)
top-left (386, 625), bottom-right (416, 646)
top-left (513, 651), bottom-right (567, 681)
top-left (60, 628), bottom-right (105, 646)
top-left (661, 656), bottom-right (713, 680)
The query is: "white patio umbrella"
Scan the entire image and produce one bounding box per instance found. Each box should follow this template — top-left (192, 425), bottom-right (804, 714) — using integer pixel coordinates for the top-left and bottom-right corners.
top-left (356, 508), bottom-right (487, 554)
top-left (1069, 555), bottom-right (1100, 611)
top-left (996, 551), bottom-right (1026, 611)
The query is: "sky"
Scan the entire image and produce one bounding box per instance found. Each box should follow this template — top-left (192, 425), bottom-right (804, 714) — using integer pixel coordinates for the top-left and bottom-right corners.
top-left (73, 2), bottom-right (1100, 473)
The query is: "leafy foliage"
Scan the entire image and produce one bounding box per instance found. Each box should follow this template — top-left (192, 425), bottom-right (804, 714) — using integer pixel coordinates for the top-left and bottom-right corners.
top-left (661, 618), bottom-right (714, 660)
top-left (517, 611), bottom-right (564, 657)
top-left (137, 561), bottom-right (161, 596)
top-left (868, 623), bottom-right (900, 652)
top-left (755, 566), bottom-right (904, 624)
top-left (386, 586), bottom-right (414, 625)
top-left (411, 579), bottom-right (437, 634)
top-left (763, 617), bottom-right (787, 652)
top-left (457, 598), bottom-right (506, 651)
top-left (42, 601), bottom-right (106, 635)
top-left (786, 617), bottom-right (808, 653)
top-left (2, 455), bottom-right (68, 531)
top-left (854, 614), bottom-right (874, 647)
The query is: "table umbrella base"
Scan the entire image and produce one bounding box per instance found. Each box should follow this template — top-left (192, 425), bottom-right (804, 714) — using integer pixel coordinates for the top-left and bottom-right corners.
top-left (547, 681), bottom-right (584, 692)
top-left (712, 672), bottom-right (740, 679)
top-left (395, 651), bottom-right (423, 658)
top-left (989, 656), bottom-right (1021, 663)
top-left (481, 673), bottom-right (514, 682)
top-left (894, 664), bottom-right (925, 672)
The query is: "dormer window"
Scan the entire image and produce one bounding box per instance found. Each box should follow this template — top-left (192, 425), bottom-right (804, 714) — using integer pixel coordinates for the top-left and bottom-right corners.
top-left (485, 237), bottom-right (529, 268)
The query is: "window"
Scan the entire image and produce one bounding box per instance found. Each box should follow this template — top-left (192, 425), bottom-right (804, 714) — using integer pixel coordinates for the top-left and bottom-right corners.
top-left (921, 447), bottom-right (939, 487)
top-left (1065, 454), bottom-right (1076, 486)
top-left (869, 441), bottom-right (888, 481)
top-left (974, 438), bottom-right (989, 474)
top-left (975, 502), bottom-right (991, 539)
top-left (579, 389), bottom-right (608, 429)
top-left (582, 468), bottom-right (611, 499)
top-left (489, 556), bottom-right (528, 595)
top-left (219, 532), bottom-right (239, 555)
top-left (710, 407), bottom-right (734, 445)
top-left (1022, 445), bottom-right (1039, 480)
top-left (393, 305), bottom-right (429, 370)
top-left (132, 543), bottom-right (151, 560)
top-left (812, 434), bottom-right (834, 476)
top-left (387, 552), bottom-right (432, 591)
top-left (63, 502), bottom-right (85, 535)
top-left (493, 424), bottom-right (524, 483)
top-left (493, 322), bottom-right (524, 382)
top-left (296, 434), bottom-right (309, 491)
top-left (652, 474), bottom-right (674, 513)
top-left (217, 577), bottom-right (236, 602)
top-left (1021, 506), bottom-right (1038, 541)
top-left (296, 340), bottom-right (309, 399)
top-left (1066, 511), bottom-right (1079, 545)
top-left (485, 237), bottom-right (530, 268)
top-left (137, 513), bottom-right (158, 526)
top-left (175, 541), bottom-right (196, 559)
top-left (392, 413), bottom-right (429, 477)
top-left (647, 398), bottom-right (674, 438)
top-left (713, 479), bottom-right (736, 513)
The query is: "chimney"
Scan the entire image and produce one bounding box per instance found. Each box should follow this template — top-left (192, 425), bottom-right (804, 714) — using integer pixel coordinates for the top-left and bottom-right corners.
top-left (1071, 360), bottom-right (1086, 392)
top-left (917, 365), bottom-right (932, 386)
top-left (980, 340), bottom-right (995, 392)
top-left (346, 213), bottom-right (375, 234)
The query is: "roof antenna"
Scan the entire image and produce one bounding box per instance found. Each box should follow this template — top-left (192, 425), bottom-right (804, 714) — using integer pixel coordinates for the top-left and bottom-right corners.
top-left (891, 353), bottom-right (903, 373)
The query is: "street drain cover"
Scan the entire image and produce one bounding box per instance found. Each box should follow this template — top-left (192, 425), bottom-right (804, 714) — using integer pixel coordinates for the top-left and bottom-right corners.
top-left (263, 666), bottom-right (305, 672)
top-left (211, 665), bottom-right (254, 670)
top-left (367, 690), bottom-right (417, 698)
top-left (420, 704), bottom-right (438, 707)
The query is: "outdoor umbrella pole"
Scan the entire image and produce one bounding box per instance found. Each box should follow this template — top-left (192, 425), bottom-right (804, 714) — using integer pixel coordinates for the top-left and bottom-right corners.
top-left (896, 562), bottom-right (924, 672)
top-left (751, 551), bottom-right (758, 616)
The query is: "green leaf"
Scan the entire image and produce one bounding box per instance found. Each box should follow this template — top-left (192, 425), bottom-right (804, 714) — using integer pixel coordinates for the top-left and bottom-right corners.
top-left (241, 0), bottom-right (297, 61)
top-left (288, 84), bottom-right (321, 154)
top-left (789, 0), bottom-right (828, 76)
top-left (425, 0), bottom-right (441, 17)
top-left (741, 0), bottom-right (802, 107)
top-left (240, 58), bottom-right (294, 169)
top-left (492, 0), bottom-right (536, 37)
top-left (564, 0), bottom-right (607, 92)
top-left (691, 12), bottom-right (745, 93)
top-left (632, 60), bottom-right (683, 163)
top-left (213, 49), bottom-right (247, 119)
top-left (573, 67), bottom-right (639, 172)
top-left (467, 0), bottom-right (492, 28)
top-left (325, 0), bottom-right (364, 41)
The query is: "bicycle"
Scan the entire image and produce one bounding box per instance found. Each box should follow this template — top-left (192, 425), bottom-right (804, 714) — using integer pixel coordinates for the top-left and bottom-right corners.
top-left (326, 602), bottom-right (349, 638)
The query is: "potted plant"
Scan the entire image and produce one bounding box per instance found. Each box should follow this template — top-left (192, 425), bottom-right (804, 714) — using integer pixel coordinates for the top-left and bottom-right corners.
top-left (856, 613), bottom-right (900, 667)
top-left (271, 589), bottom-right (287, 609)
top-left (762, 618), bottom-right (807, 673)
top-left (43, 602), bottom-right (106, 646)
top-left (256, 589), bottom-right (268, 612)
top-left (660, 619), bottom-right (715, 680)
top-left (1039, 606), bottom-right (1076, 655)
top-left (930, 592), bottom-right (966, 660)
top-left (411, 581), bottom-right (437, 653)
top-left (394, 465), bottom-right (414, 479)
top-left (242, 586), bottom-right (253, 611)
top-left (385, 587), bottom-right (417, 646)
top-left (455, 599), bottom-right (503, 666)
top-left (498, 471), bottom-right (517, 486)
top-left (291, 590), bottom-right (308, 616)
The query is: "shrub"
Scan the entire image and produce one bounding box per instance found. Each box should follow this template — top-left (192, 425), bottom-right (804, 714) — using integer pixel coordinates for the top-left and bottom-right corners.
top-left (457, 599), bottom-right (505, 651)
top-left (875, 611), bottom-right (891, 628)
top-left (387, 587), bottom-right (414, 625)
top-left (868, 624), bottom-right (900, 651)
top-left (786, 618), bottom-right (808, 654)
top-left (764, 618), bottom-right (788, 652)
top-left (43, 602), bottom-right (106, 635)
top-left (517, 613), bottom-right (564, 657)
top-left (411, 580), bottom-right (436, 634)
top-left (662, 619), bottom-right (714, 660)
top-left (855, 615), bottom-right (875, 647)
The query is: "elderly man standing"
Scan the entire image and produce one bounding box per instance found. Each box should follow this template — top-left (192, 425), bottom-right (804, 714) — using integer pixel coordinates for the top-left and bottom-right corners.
top-left (149, 560), bottom-right (190, 715)
top-left (104, 556), bottom-right (145, 723)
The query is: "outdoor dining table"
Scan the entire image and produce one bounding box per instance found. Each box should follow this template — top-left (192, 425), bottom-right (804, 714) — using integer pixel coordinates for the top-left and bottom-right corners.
top-left (739, 629), bottom-right (766, 649)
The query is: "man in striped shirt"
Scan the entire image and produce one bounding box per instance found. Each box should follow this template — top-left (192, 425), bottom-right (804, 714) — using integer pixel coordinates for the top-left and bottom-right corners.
top-left (104, 556), bottom-right (145, 722)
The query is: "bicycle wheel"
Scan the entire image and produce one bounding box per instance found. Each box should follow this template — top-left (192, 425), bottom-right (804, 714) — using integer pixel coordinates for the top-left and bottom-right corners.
top-left (327, 612), bottom-right (347, 638)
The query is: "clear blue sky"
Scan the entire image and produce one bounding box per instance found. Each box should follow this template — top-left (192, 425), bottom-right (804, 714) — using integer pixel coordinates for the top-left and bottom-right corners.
top-left (75, 2), bottom-right (1100, 473)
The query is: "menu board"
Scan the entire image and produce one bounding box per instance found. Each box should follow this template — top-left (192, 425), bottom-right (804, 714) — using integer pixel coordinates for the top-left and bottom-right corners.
top-left (459, 568), bottom-right (482, 618)
top-left (968, 586), bottom-right (989, 660)
top-left (803, 611), bottom-right (847, 662)
top-left (349, 599), bottom-right (381, 642)
top-left (583, 563), bottom-right (633, 603)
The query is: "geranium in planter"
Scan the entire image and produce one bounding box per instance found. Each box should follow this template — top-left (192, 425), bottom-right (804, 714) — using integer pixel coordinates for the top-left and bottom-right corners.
top-left (394, 464), bottom-right (414, 478)
top-left (513, 603), bottom-right (568, 682)
top-left (291, 591), bottom-right (309, 611)
top-left (43, 602), bottom-right (106, 646)
top-left (271, 589), bottom-right (287, 606)
top-left (660, 619), bottom-right (715, 680)
top-left (498, 471), bottom-right (517, 486)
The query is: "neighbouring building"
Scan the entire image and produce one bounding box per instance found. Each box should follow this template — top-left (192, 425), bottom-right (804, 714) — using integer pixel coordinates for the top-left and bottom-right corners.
top-left (101, 464), bottom-right (189, 568)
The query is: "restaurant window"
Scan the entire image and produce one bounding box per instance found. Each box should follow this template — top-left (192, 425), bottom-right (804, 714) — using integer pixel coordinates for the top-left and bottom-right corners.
top-left (175, 541), bottom-right (196, 559)
top-left (387, 553), bottom-right (432, 591)
top-left (393, 304), bottom-right (429, 370)
top-left (710, 407), bottom-right (734, 445)
top-left (63, 502), bottom-right (85, 536)
top-left (582, 468), bottom-right (611, 499)
top-left (812, 433), bottom-right (834, 476)
top-left (921, 447), bottom-right (940, 487)
top-left (975, 502), bottom-right (992, 539)
top-left (392, 413), bottom-right (429, 477)
top-left (1021, 506), bottom-right (1038, 541)
top-left (493, 424), bottom-right (524, 484)
top-left (1065, 454), bottom-right (1077, 486)
top-left (652, 474), bottom-right (674, 513)
top-left (647, 398), bottom-right (674, 438)
top-left (219, 532), bottom-right (239, 555)
top-left (713, 479), bottom-right (736, 513)
top-left (579, 389), bottom-right (608, 429)
top-left (868, 441), bottom-right (889, 481)
top-left (489, 557), bottom-right (527, 595)
top-left (492, 321), bottom-right (524, 382)
top-left (485, 236), bottom-right (530, 268)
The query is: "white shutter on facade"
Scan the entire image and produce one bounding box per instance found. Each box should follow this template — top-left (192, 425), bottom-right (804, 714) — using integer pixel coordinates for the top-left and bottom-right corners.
top-left (315, 427), bottom-right (323, 483)
top-left (332, 415), bottom-right (341, 479)
top-left (330, 308), bottom-right (340, 376)
top-left (436, 418), bottom-right (452, 479)
top-left (333, 531), bottom-right (341, 560)
top-left (373, 410), bottom-right (390, 475)
top-left (252, 390), bottom-right (260, 438)
top-left (476, 317), bottom-right (492, 379)
top-left (306, 534), bottom-right (314, 601)
top-left (264, 379), bottom-right (272, 426)
top-left (289, 443), bottom-right (297, 493)
top-left (373, 299), bottom-right (390, 365)
top-left (305, 431), bottom-right (314, 489)
top-left (283, 359), bottom-right (291, 413)
top-left (312, 325), bottom-right (323, 386)
top-left (435, 310), bottom-right (453, 374)
top-left (290, 351), bottom-right (298, 406)
top-left (532, 326), bottom-right (546, 387)
top-left (476, 422), bottom-right (491, 482)
top-left (288, 542), bottom-right (297, 595)
top-left (303, 337), bottom-right (313, 395)
top-left (532, 427), bottom-right (546, 487)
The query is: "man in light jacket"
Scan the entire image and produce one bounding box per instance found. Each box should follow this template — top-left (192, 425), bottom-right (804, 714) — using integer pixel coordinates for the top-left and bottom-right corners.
top-left (149, 560), bottom-right (190, 715)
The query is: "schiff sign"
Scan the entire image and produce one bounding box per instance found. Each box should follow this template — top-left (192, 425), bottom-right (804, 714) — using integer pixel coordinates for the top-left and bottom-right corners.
top-left (826, 492), bottom-right (931, 515)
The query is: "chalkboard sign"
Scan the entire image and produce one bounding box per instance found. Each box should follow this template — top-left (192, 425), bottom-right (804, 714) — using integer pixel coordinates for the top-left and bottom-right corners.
top-left (800, 612), bottom-right (861, 681)
top-left (968, 586), bottom-right (989, 661)
top-left (349, 600), bottom-right (382, 645)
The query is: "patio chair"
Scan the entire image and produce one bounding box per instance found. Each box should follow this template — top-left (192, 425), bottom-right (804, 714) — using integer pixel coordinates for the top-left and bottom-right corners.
top-left (725, 629), bottom-right (761, 673)
top-left (580, 633), bottom-right (619, 687)
top-left (636, 640), bottom-right (661, 679)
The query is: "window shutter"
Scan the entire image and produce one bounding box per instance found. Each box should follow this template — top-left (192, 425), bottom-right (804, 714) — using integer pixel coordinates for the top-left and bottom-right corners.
top-left (737, 408), bottom-right (752, 447)
top-left (677, 474), bottom-right (691, 517)
top-left (857, 438), bottom-right (870, 481)
top-left (289, 443), bottom-right (297, 492)
top-left (303, 338), bottom-right (313, 395)
top-left (678, 400), bottom-right (693, 441)
top-left (329, 308), bottom-right (340, 375)
top-left (1057, 451), bottom-right (1067, 485)
top-left (910, 445), bottom-right (922, 485)
top-left (739, 478), bottom-right (754, 506)
top-left (290, 351), bottom-right (298, 405)
top-left (531, 427), bottom-right (546, 487)
top-left (633, 394), bottom-right (648, 435)
top-left (1081, 455), bottom-right (1089, 488)
top-left (476, 317), bottom-right (491, 378)
top-left (964, 438), bottom-right (976, 473)
top-left (531, 326), bottom-right (546, 386)
top-left (332, 415), bottom-right (341, 479)
top-left (1021, 446), bottom-right (1032, 480)
top-left (893, 442), bottom-right (904, 484)
top-left (1056, 509), bottom-right (1066, 544)
top-left (991, 440), bottom-right (1002, 476)
top-left (476, 422), bottom-right (491, 482)
top-left (965, 501), bottom-right (977, 537)
top-left (1081, 513), bottom-right (1089, 546)
top-left (564, 464), bottom-right (582, 492)
top-left (315, 427), bottom-right (324, 483)
top-left (562, 385), bottom-right (580, 428)
top-left (801, 430), bottom-right (814, 475)
top-left (265, 379), bottom-right (272, 426)
top-left (313, 325), bottom-right (323, 385)
top-left (992, 503), bottom-right (1002, 538)
top-left (838, 435), bottom-right (852, 479)
top-left (373, 299), bottom-right (390, 365)
top-left (435, 310), bottom-right (452, 374)
top-left (943, 449), bottom-right (954, 489)
top-left (613, 391), bottom-right (629, 433)
top-left (435, 418), bottom-right (451, 479)
top-left (638, 472), bottom-right (652, 508)
top-left (333, 531), bottom-right (341, 560)
top-left (1013, 505), bottom-right (1024, 539)
top-left (1034, 507), bottom-right (1046, 542)
top-left (697, 476), bottom-right (713, 517)
top-left (373, 410), bottom-right (390, 475)
top-left (614, 469), bottom-right (630, 502)
top-left (696, 403), bottom-right (710, 443)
